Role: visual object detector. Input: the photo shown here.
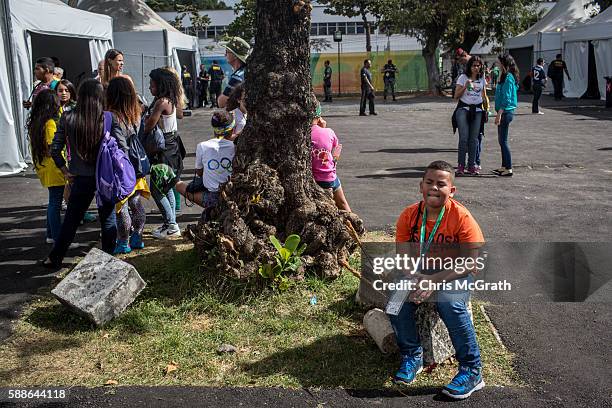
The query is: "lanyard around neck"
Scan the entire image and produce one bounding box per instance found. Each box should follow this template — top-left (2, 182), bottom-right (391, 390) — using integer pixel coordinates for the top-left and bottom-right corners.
top-left (420, 205), bottom-right (445, 257)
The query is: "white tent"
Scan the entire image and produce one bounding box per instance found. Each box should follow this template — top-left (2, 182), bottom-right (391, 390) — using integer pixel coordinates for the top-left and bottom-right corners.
top-left (78, 0), bottom-right (201, 102)
top-left (562, 6), bottom-right (612, 98)
top-left (505, 0), bottom-right (590, 84)
top-left (0, 0), bottom-right (113, 176)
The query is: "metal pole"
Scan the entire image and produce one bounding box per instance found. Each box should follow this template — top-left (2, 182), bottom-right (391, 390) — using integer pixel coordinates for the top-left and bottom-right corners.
top-left (337, 42), bottom-right (341, 96)
top-left (141, 53), bottom-right (144, 95)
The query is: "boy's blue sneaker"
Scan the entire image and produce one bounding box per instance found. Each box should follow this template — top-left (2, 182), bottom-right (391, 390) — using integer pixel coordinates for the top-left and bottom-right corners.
top-left (113, 240), bottom-right (132, 255)
top-left (129, 233), bottom-right (145, 250)
top-left (442, 366), bottom-right (485, 400)
top-left (393, 355), bottom-right (423, 386)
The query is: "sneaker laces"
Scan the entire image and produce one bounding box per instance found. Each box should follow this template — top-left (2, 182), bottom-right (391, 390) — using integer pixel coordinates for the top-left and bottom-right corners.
top-left (450, 367), bottom-right (474, 386)
top-left (400, 356), bottom-right (419, 372)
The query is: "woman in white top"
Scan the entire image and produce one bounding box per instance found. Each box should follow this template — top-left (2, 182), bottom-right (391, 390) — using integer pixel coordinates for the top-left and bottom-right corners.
top-left (453, 56), bottom-right (487, 176)
top-left (144, 68), bottom-right (185, 239)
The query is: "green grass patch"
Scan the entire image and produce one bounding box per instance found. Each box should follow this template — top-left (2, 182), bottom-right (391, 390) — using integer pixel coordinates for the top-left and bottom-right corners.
top-left (0, 237), bottom-right (518, 388)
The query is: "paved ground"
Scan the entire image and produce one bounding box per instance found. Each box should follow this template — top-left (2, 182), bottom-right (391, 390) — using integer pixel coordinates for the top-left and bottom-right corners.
top-left (0, 93), bottom-right (610, 407)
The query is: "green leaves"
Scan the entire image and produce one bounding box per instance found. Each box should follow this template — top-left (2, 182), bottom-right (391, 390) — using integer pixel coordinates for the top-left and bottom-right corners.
top-left (258, 234), bottom-right (308, 290)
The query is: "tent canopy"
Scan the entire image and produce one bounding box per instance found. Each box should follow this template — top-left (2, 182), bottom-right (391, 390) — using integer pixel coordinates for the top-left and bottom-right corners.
top-left (505, 0), bottom-right (590, 51)
top-left (562, 6), bottom-right (612, 99)
top-left (562, 6), bottom-right (612, 42)
top-left (77, 0), bottom-right (200, 102)
top-left (0, 0), bottom-right (113, 176)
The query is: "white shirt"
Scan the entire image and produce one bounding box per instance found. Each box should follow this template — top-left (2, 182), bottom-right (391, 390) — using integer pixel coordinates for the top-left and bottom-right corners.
top-left (456, 74), bottom-right (486, 110)
top-left (233, 108), bottom-right (246, 134)
top-left (195, 138), bottom-right (235, 192)
top-left (160, 108), bottom-right (177, 133)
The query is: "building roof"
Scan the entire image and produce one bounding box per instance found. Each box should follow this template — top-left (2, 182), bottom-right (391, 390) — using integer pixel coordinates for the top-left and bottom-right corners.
top-left (77, 0), bottom-right (182, 32)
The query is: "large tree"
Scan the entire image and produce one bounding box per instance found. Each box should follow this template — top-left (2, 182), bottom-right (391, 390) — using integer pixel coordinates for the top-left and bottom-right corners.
top-left (195, 0), bottom-right (364, 281)
top-left (317, 0), bottom-right (384, 53)
top-left (380, 0), bottom-right (539, 95)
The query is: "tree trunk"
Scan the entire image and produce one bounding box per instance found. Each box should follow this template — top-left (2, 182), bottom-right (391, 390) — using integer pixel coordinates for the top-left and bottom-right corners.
top-left (460, 29), bottom-right (480, 55)
top-left (361, 11), bottom-right (372, 53)
top-left (423, 35), bottom-right (441, 96)
top-left (194, 0), bottom-right (364, 281)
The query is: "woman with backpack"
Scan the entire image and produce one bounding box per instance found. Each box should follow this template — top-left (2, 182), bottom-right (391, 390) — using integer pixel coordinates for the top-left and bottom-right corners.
top-left (42, 79), bottom-right (128, 268)
top-left (144, 68), bottom-right (185, 239)
top-left (106, 77), bottom-right (151, 254)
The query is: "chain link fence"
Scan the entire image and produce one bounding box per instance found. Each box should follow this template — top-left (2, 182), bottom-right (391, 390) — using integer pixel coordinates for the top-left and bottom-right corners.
top-left (122, 53), bottom-right (172, 104)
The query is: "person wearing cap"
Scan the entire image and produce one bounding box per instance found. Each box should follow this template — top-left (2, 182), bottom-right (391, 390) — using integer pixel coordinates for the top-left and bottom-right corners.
top-left (217, 36), bottom-right (251, 109)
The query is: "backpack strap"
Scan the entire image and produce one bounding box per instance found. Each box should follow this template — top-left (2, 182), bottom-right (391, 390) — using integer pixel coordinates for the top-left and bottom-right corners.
top-left (103, 111), bottom-right (113, 138)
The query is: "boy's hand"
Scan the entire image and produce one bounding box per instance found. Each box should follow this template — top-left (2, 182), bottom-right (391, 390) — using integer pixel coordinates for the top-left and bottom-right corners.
top-left (409, 274), bottom-right (435, 304)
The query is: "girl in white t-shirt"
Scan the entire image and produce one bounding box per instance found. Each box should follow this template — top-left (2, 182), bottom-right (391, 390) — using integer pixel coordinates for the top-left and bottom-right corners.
top-left (453, 56), bottom-right (487, 175)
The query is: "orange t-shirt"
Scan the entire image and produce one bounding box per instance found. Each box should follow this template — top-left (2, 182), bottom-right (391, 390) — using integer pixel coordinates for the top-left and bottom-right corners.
top-left (396, 198), bottom-right (484, 244)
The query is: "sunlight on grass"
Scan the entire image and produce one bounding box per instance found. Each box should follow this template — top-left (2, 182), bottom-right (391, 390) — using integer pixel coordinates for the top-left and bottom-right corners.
top-left (0, 235), bottom-right (517, 389)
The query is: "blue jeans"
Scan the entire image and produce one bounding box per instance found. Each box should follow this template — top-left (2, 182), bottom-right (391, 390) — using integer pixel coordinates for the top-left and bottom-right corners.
top-left (497, 111), bottom-right (514, 169)
top-left (475, 132), bottom-right (483, 166)
top-left (456, 109), bottom-right (482, 168)
top-left (388, 278), bottom-right (481, 368)
top-left (46, 186), bottom-right (64, 241)
top-left (48, 176), bottom-right (117, 264)
top-left (152, 187), bottom-right (177, 227)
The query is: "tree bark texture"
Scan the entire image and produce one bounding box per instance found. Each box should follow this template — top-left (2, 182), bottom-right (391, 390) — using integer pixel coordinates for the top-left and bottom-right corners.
top-left (423, 35), bottom-right (441, 96)
top-left (195, 0), bottom-right (364, 281)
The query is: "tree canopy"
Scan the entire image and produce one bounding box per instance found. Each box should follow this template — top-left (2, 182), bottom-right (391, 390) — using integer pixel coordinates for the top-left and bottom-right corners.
top-left (146, 0), bottom-right (230, 12)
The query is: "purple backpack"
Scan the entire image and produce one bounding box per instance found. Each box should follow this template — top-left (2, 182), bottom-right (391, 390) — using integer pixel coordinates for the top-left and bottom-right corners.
top-left (95, 111), bottom-right (137, 207)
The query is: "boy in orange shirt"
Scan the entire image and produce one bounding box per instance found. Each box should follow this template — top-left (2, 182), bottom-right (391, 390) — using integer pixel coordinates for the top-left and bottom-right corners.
top-left (390, 160), bottom-right (485, 400)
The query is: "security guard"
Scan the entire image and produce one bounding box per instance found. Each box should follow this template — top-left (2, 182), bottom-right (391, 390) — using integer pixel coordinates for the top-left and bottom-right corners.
top-left (382, 59), bottom-right (399, 101)
top-left (208, 60), bottom-right (225, 108)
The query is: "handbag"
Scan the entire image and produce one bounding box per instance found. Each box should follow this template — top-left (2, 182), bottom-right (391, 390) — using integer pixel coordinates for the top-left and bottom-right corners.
top-left (127, 124), bottom-right (150, 178)
top-left (138, 116), bottom-right (165, 158)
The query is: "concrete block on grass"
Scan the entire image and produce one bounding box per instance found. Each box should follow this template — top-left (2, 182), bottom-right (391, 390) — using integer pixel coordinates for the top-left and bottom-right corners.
top-left (51, 248), bottom-right (146, 326)
top-left (358, 285), bottom-right (473, 365)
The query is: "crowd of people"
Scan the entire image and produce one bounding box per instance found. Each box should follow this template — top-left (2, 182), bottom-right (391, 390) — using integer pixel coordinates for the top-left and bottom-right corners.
top-left (25, 35), bottom-right (353, 269)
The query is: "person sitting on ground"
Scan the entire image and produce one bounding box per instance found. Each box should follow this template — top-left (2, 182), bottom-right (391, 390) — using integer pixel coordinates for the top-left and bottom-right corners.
top-left (175, 111), bottom-right (236, 212)
top-left (391, 160), bottom-right (485, 400)
top-left (225, 83), bottom-right (246, 137)
top-left (23, 57), bottom-right (59, 109)
top-left (311, 103), bottom-right (351, 212)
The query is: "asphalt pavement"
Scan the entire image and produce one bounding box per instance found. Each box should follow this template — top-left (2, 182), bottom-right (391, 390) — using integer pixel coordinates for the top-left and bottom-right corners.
top-left (0, 93), bottom-right (610, 407)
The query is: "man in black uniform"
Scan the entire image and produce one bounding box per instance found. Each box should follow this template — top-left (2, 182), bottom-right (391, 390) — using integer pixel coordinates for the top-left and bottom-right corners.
top-left (547, 54), bottom-right (571, 100)
top-left (181, 65), bottom-right (194, 110)
top-left (323, 60), bottom-right (332, 102)
top-left (382, 59), bottom-right (398, 101)
top-left (359, 59), bottom-right (376, 116)
top-left (208, 60), bottom-right (225, 108)
top-left (197, 63), bottom-right (210, 108)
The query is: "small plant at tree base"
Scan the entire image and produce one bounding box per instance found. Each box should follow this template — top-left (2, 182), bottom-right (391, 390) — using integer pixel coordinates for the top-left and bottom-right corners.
top-left (258, 234), bottom-right (307, 290)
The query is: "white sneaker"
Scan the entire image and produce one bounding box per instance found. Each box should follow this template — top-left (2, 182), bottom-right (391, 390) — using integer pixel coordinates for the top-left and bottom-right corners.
top-left (152, 225), bottom-right (181, 239)
top-left (46, 238), bottom-right (79, 249)
top-left (152, 225), bottom-right (166, 234)
top-left (537, 111), bottom-right (544, 115)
